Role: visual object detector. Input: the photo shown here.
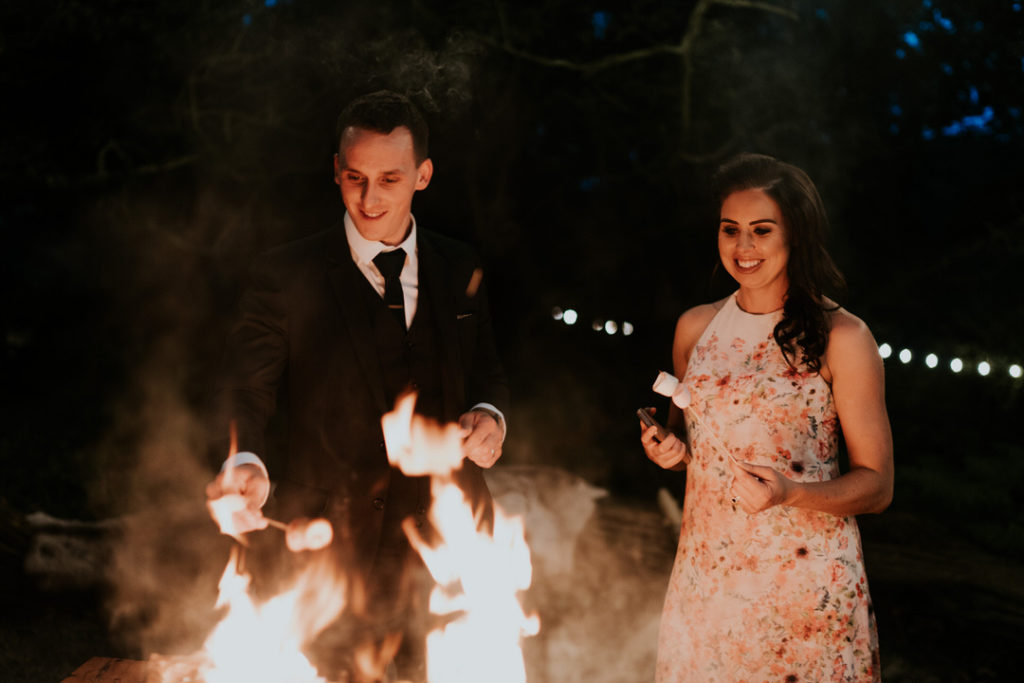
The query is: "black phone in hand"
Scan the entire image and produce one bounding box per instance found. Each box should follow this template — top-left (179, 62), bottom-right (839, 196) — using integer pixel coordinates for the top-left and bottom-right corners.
top-left (637, 407), bottom-right (670, 442)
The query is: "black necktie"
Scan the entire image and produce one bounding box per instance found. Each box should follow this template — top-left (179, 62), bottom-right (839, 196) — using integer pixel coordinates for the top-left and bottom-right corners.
top-left (372, 248), bottom-right (407, 329)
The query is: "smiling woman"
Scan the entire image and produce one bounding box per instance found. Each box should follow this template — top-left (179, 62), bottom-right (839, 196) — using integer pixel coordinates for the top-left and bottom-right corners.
top-left (717, 188), bottom-right (791, 312)
top-left (639, 154), bottom-right (893, 682)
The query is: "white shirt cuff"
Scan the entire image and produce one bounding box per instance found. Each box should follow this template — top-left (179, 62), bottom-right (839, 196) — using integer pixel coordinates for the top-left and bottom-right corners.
top-left (221, 451), bottom-right (270, 507)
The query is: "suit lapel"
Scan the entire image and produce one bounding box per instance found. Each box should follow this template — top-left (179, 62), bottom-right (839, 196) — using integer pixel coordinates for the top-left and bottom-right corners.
top-left (326, 227), bottom-right (389, 414)
top-left (418, 233), bottom-right (466, 417)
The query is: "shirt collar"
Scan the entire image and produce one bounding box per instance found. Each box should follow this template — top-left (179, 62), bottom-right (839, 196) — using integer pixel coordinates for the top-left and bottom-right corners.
top-left (343, 211), bottom-right (418, 265)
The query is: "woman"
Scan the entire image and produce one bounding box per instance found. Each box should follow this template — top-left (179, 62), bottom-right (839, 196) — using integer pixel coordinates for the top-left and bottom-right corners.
top-left (640, 153), bottom-right (893, 682)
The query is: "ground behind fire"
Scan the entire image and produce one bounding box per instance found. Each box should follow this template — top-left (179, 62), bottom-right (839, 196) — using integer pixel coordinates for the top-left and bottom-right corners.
top-left (2, 496), bottom-right (1022, 683)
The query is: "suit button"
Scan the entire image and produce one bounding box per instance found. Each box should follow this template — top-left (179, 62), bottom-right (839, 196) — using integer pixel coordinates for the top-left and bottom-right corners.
top-left (411, 381), bottom-right (419, 390)
top-left (379, 441), bottom-right (386, 451)
top-left (372, 497), bottom-right (385, 510)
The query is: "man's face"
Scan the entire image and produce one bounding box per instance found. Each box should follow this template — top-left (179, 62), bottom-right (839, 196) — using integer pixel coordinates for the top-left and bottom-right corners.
top-left (334, 126), bottom-right (433, 245)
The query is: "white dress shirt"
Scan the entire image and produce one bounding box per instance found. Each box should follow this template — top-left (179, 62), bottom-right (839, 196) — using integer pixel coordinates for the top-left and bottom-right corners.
top-left (343, 210), bottom-right (419, 330)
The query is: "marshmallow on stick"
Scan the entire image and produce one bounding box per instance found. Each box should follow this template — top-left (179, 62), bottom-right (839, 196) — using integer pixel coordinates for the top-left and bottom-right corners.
top-left (652, 371), bottom-right (737, 464)
top-left (208, 494), bottom-right (333, 552)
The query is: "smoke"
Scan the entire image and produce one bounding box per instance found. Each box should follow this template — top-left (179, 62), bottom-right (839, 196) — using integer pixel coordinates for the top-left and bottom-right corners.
top-left (70, 179), bottom-right (259, 656)
top-left (485, 464), bottom-right (677, 682)
top-left (96, 340), bottom-right (229, 656)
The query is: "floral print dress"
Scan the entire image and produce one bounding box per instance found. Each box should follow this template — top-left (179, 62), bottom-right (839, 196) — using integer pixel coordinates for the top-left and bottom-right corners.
top-left (655, 293), bottom-right (880, 682)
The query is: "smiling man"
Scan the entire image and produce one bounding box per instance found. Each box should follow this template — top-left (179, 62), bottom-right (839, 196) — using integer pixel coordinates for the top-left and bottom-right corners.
top-left (208, 90), bottom-right (509, 680)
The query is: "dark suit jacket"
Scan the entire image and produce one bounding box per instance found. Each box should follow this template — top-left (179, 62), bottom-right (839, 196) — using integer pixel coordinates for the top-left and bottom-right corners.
top-left (216, 223), bottom-right (509, 572)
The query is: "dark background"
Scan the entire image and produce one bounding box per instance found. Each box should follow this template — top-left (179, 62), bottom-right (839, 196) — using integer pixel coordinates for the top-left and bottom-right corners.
top-left (2, 1), bottom-right (1023, 680)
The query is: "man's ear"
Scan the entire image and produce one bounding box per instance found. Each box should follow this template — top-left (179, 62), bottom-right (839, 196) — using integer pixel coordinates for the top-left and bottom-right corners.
top-left (415, 158), bottom-right (433, 190)
top-left (333, 153), bottom-right (343, 186)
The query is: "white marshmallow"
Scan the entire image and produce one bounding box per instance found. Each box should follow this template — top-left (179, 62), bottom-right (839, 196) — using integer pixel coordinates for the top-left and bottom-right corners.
top-left (652, 371), bottom-right (679, 397)
top-left (671, 385), bottom-right (692, 409)
top-left (652, 371), bottom-right (692, 409)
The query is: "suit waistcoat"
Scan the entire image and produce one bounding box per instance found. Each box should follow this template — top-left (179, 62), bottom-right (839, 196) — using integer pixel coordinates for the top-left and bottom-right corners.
top-left (358, 269), bottom-right (444, 422)
top-left (356, 268), bottom-right (442, 555)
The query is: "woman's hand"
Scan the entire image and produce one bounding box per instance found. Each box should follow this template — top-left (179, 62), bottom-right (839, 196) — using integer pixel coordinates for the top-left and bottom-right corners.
top-left (728, 460), bottom-right (795, 514)
top-left (640, 409), bottom-right (690, 471)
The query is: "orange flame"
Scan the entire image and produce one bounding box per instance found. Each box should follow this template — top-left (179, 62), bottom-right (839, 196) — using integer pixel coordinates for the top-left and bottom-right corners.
top-left (381, 392), bottom-right (466, 476)
top-left (199, 548), bottom-right (347, 683)
top-left (383, 393), bottom-right (540, 682)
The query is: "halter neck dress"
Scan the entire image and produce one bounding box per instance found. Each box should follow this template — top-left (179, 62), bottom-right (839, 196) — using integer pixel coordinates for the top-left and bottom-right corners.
top-left (655, 292), bottom-right (880, 682)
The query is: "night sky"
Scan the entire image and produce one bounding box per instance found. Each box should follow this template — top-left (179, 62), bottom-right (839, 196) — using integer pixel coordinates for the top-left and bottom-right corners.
top-left (2, 1), bottom-right (1024, 679)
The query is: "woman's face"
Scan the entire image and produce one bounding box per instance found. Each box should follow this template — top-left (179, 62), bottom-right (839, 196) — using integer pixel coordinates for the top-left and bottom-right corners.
top-left (718, 188), bottom-right (790, 297)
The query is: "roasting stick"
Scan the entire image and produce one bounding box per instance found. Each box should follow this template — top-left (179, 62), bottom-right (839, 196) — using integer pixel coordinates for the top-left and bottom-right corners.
top-left (653, 371), bottom-right (791, 520)
top-left (262, 517), bottom-right (288, 531)
top-left (211, 437), bottom-right (333, 550)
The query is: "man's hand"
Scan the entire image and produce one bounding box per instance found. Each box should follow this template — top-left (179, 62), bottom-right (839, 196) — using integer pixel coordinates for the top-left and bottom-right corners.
top-left (206, 463), bottom-right (270, 536)
top-left (459, 409), bottom-right (503, 468)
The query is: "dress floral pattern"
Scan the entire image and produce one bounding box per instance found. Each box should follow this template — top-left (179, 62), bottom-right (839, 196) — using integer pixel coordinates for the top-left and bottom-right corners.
top-left (656, 293), bottom-right (880, 682)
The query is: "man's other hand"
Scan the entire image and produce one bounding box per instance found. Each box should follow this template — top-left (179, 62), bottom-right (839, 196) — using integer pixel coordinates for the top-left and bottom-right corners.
top-left (205, 463), bottom-right (270, 535)
top-left (459, 410), bottom-right (502, 468)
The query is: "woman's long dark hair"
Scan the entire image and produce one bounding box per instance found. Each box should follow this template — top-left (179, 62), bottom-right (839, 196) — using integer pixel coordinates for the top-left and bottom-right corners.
top-left (712, 153), bottom-right (845, 374)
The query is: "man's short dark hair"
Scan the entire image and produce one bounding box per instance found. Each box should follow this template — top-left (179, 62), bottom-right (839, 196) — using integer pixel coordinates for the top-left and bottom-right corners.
top-left (335, 90), bottom-right (429, 163)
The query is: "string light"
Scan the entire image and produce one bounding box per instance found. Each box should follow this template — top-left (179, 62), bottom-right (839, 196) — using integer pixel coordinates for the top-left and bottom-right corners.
top-left (872, 342), bottom-right (1020, 382)
top-left (550, 306), bottom-right (637, 336)
top-left (548, 309), bottom-right (1017, 383)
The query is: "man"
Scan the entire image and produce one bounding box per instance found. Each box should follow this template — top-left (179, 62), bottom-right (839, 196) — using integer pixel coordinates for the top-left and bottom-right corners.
top-left (207, 90), bottom-right (508, 679)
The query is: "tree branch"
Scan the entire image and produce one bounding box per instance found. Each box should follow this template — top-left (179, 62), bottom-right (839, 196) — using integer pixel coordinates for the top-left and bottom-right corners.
top-left (482, 0), bottom-right (799, 161)
top-left (713, 0), bottom-right (799, 22)
top-left (481, 35), bottom-right (683, 74)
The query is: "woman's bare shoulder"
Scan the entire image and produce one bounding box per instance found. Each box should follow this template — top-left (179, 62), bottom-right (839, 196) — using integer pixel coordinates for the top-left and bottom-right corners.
top-left (823, 306), bottom-right (880, 382)
top-left (674, 298), bottom-right (728, 351)
top-left (827, 305), bottom-right (873, 342)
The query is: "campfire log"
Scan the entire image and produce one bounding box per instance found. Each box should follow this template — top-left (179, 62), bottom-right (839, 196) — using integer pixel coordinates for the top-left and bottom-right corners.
top-left (61, 657), bottom-right (148, 683)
